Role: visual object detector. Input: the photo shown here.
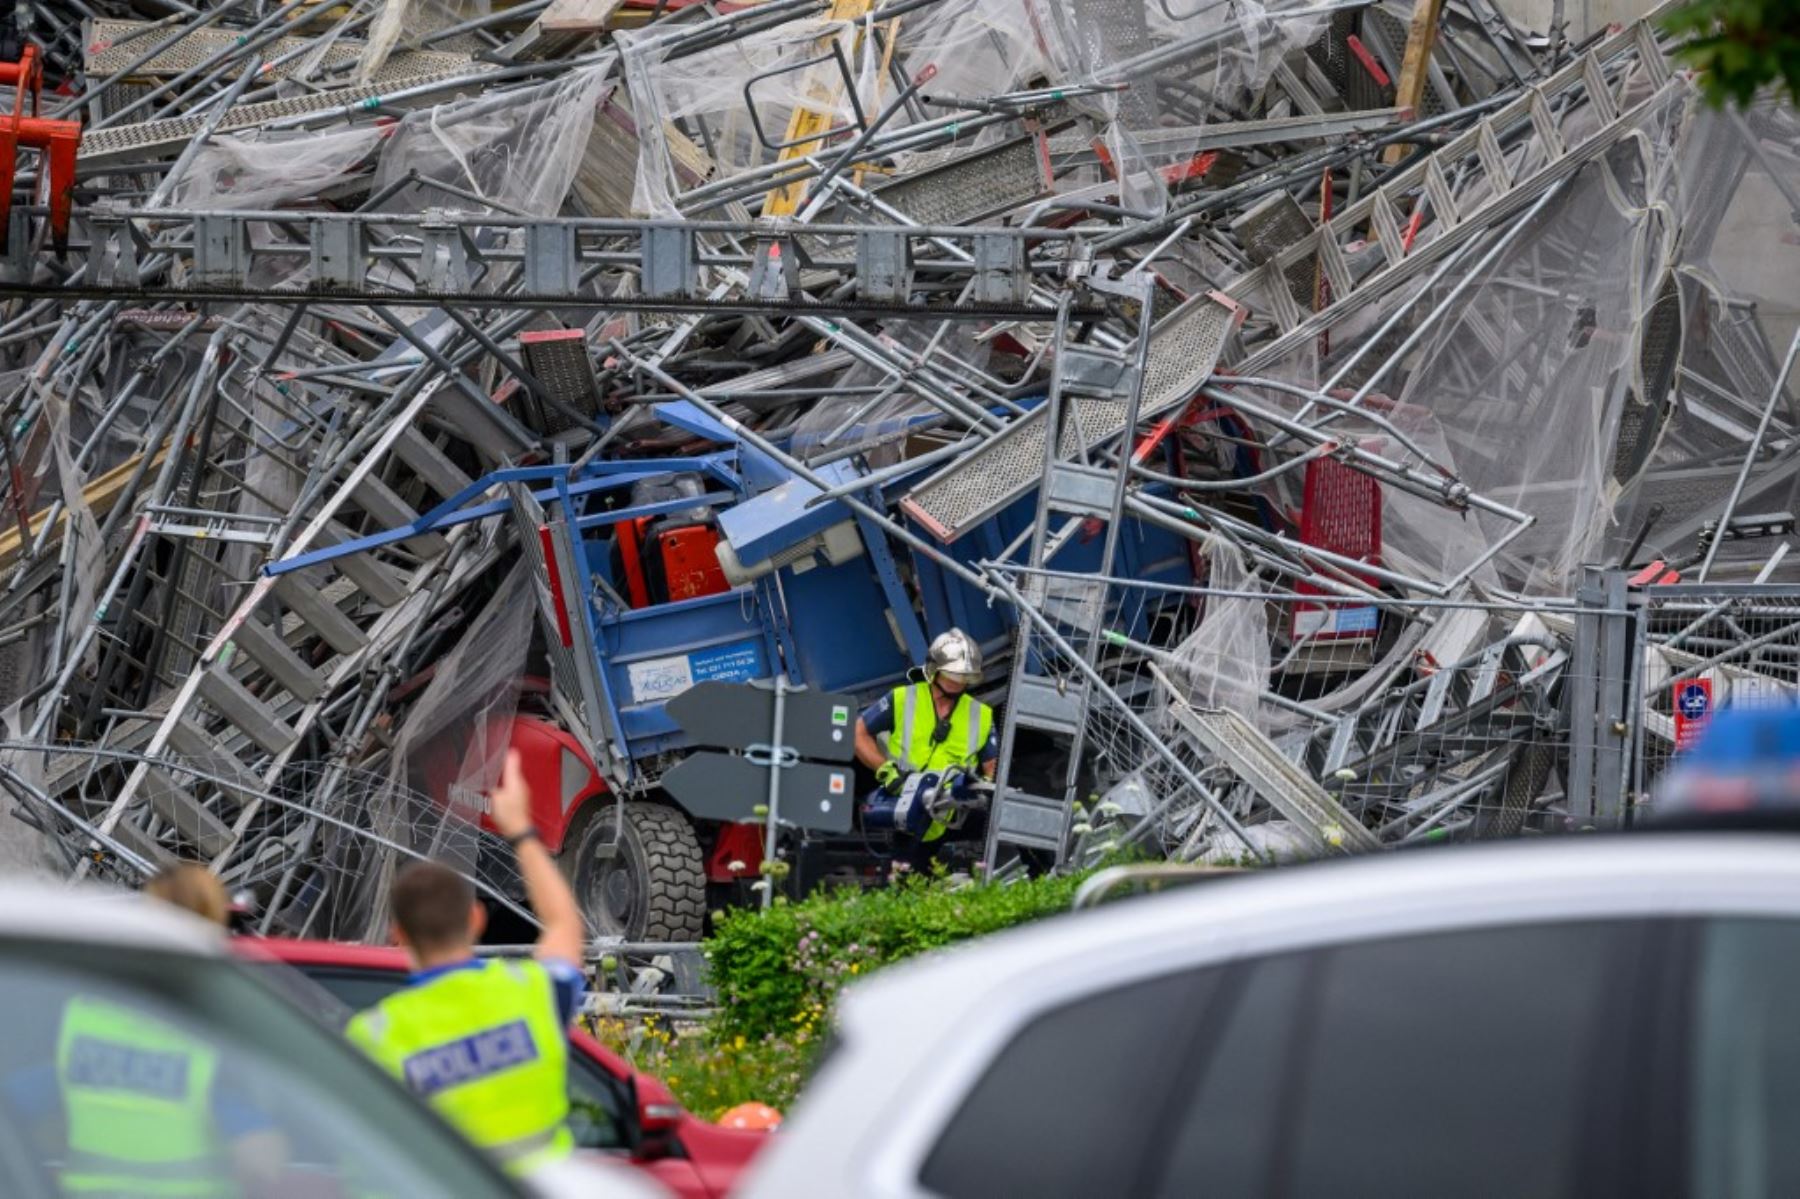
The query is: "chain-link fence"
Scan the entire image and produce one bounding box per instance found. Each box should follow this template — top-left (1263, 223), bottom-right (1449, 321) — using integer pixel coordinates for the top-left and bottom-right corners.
top-left (990, 564), bottom-right (1635, 864)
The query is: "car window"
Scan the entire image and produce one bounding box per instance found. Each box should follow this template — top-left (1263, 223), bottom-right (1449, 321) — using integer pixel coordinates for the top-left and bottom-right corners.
top-left (0, 938), bottom-right (519, 1198)
top-left (1149, 953), bottom-right (1309, 1198)
top-left (301, 965), bottom-right (629, 1153)
top-left (1688, 918), bottom-right (1800, 1199)
top-left (567, 1052), bottom-right (630, 1153)
top-left (1272, 920), bottom-right (1639, 1198)
top-left (918, 966), bottom-right (1222, 1199)
top-left (305, 966), bottom-right (411, 1015)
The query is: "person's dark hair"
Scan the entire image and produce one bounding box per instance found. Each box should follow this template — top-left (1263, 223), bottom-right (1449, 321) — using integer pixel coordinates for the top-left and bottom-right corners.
top-left (390, 861), bottom-right (478, 952)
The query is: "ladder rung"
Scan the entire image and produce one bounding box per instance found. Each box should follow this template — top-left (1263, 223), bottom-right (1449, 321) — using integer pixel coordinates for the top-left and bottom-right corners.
top-left (1010, 675), bottom-right (1089, 736)
top-left (195, 668), bottom-right (298, 757)
top-left (992, 788), bottom-right (1069, 850)
top-left (394, 424), bottom-right (475, 500)
top-left (143, 767), bottom-right (235, 856)
top-left (109, 817), bottom-right (177, 866)
top-left (317, 525), bottom-right (408, 607)
top-left (226, 616), bottom-right (326, 702)
top-left (353, 474), bottom-right (449, 559)
top-left (273, 574), bottom-right (369, 657)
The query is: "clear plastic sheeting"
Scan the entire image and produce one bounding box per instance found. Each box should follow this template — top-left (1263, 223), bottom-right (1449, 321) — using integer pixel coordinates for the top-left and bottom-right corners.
top-left (1158, 550), bottom-right (1271, 725)
top-left (371, 64), bottom-right (612, 218)
top-left (789, 320), bottom-right (996, 460)
top-left (161, 125), bottom-right (388, 211)
top-left (1028, 0), bottom-right (1328, 214)
top-left (360, 0), bottom-right (488, 85)
top-left (348, 561), bottom-right (536, 940)
top-left (620, 13), bottom-right (875, 217)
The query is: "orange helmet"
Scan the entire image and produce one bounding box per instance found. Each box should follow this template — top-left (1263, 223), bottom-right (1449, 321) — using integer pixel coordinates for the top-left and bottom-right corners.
top-left (718, 1102), bottom-right (782, 1132)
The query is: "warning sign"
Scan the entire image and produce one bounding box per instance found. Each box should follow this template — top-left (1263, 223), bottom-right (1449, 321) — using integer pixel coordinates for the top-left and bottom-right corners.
top-left (1674, 679), bottom-right (1713, 751)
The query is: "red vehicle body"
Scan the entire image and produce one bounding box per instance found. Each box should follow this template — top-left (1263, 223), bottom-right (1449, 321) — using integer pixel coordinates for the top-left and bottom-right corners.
top-left (235, 937), bottom-right (766, 1199)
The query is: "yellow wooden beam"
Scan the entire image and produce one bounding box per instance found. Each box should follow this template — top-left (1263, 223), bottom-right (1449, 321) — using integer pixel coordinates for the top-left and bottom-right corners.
top-left (1383, 0), bottom-right (1445, 165)
top-left (0, 447), bottom-right (169, 570)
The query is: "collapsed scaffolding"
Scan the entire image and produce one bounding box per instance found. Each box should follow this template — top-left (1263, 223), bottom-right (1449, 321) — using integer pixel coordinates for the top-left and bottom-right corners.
top-left (0, 0), bottom-right (1792, 960)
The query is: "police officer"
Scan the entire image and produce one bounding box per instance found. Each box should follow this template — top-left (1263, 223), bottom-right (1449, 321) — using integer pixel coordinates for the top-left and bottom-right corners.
top-left (347, 749), bottom-right (587, 1177)
top-left (56, 864), bottom-right (281, 1198)
top-left (854, 628), bottom-right (999, 843)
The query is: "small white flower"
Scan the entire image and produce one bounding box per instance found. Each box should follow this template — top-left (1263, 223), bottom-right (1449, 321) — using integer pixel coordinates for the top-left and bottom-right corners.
top-left (728, 859), bottom-right (748, 873)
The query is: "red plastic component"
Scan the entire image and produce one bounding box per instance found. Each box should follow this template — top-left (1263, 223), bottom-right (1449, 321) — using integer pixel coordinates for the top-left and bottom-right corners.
top-left (0, 47), bottom-right (81, 251)
top-left (1346, 35), bottom-right (1392, 87)
top-left (1293, 456), bottom-right (1383, 640)
top-left (538, 524), bottom-right (574, 647)
top-left (616, 515), bottom-right (654, 608)
top-left (656, 524), bottom-right (729, 602)
top-left (708, 822), bottom-right (766, 883)
top-left (1629, 560), bottom-right (1681, 587)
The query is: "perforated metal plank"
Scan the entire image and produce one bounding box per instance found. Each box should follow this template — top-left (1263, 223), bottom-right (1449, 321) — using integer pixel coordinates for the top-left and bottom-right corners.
top-left (1165, 697), bottom-right (1382, 853)
top-left (861, 133), bottom-right (1050, 228)
top-left (85, 18), bottom-right (469, 82)
top-left (80, 66), bottom-right (487, 167)
top-left (519, 330), bottom-right (604, 435)
top-left (902, 290), bottom-right (1244, 542)
top-left (1232, 192), bottom-right (1317, 310)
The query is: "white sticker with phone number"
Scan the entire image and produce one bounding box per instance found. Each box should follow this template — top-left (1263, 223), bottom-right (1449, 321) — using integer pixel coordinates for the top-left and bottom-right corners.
top-left (628, 655), bottom-right (695, 703)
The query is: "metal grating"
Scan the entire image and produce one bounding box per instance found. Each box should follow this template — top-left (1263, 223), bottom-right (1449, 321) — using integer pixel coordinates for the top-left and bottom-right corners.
top-left (1232, 192), bottom-right (1318, 310)
top-left (86, 18), bottom-right (470, 82)
top-left (903, 291), bottom-right (1240, 541)
top-left (519, 329), bottom-right (604, 436)
top-left (863, 133), bottom-right (1050, 229)
top-left (79, 66), bottom-right (486, 166)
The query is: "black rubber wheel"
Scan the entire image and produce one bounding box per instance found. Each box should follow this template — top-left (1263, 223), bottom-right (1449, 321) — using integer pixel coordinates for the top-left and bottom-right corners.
top-left (567, 802), bottom-right (706, 941)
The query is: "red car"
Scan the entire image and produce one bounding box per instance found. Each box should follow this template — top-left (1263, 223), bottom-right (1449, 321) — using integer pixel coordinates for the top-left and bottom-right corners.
top-left (235, 938), bottom-right (765, 1199)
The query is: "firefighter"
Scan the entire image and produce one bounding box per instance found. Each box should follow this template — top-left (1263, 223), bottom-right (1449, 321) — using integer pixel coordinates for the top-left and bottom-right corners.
top-left (854, 628), bottom-right (999, 842)
top-left (347, 749), bottom-right (587, 1178)
top-left (56, 864), bottom-right (283, 1197)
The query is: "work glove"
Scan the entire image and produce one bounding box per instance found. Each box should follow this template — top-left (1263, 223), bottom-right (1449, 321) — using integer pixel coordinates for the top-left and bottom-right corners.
top-left (876, 761), bottom-right (903, 795)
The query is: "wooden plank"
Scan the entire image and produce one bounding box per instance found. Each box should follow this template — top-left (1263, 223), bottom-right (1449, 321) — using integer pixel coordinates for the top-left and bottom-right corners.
top-left (0, 446), bottom-right (170, 570)
top-left (1383, 0), bottom-right (1446, 165)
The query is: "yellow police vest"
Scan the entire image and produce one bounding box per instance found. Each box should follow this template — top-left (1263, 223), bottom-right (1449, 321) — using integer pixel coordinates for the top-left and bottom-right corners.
top-left (885, 683), bottom-right (994, 841)
top-left (56, 996), bottom-right (232, 1198)
top-left (346, 958), bottom-right (574, 1177)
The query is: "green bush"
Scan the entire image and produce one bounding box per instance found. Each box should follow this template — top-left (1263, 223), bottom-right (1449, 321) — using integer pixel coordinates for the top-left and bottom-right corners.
top-left (1663, 0), bottom-right (1800, 108)
top-left (705, 867), bottom-right (1091, 1044)
top-left (591, 868), bottom-right (1099, 1116)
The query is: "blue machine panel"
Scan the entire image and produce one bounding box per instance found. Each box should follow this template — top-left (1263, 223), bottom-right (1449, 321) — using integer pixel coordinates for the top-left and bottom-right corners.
top-left (777, 554), bottom-right (913, 699)
top-left (596, 590), bottom-right (776, 758)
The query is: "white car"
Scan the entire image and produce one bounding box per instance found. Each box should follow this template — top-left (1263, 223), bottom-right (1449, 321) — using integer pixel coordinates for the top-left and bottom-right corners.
top-left (744, 834), bottom-right (1800, 1199)
top-left (0, 880), bottom-right (666, 1199)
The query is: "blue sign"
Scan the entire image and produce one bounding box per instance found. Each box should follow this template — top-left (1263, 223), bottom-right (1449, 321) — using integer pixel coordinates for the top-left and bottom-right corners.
top-left (690, 640), bottom-right (765, 683)
top-left (1678, 682), bottom-right (1711, 721)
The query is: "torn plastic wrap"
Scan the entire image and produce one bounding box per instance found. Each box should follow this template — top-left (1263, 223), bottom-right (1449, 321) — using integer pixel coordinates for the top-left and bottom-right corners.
top-left (620, 14), bottom-right (877, 217)
top-left (340, 560), bottom-right (536, 941)
top-left (370, 63), bottom-right (612, 219)
top-left (161, 125), bottom-right (388, 211)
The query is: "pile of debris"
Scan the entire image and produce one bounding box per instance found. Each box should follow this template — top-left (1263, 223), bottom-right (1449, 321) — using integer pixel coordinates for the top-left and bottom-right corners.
top-left (0, 0), bottom-right (1793, 944)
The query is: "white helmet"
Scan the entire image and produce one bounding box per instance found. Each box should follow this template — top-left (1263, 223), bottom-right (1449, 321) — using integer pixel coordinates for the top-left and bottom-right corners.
top-left (927, 628), bottom-right (983, 687)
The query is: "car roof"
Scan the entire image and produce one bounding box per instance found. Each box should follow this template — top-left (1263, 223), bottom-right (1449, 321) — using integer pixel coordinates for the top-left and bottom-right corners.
top-left (0, 879), bottom-right (224, 956)
top-left (843, 834), bottom-right (1800, 1037)
top-left (237, 936), bottom-right (412, 968)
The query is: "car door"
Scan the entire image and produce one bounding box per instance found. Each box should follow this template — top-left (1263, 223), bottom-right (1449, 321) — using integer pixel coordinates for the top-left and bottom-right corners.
top-left (912, 918), bottom-right (1660, 1199)
top-left (1145, 918), bottom-right (1660, 1199)
top-left (1655, 915), bottom-right (1800, 1199)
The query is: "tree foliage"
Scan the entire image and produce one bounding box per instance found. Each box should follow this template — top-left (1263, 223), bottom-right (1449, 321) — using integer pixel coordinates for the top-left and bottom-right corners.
top-left (1663, 0), bottom-right (1800, 108)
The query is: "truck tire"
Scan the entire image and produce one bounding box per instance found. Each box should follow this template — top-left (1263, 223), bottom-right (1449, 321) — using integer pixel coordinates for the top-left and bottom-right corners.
top-left (568, 802), bottom-right (706, 942)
